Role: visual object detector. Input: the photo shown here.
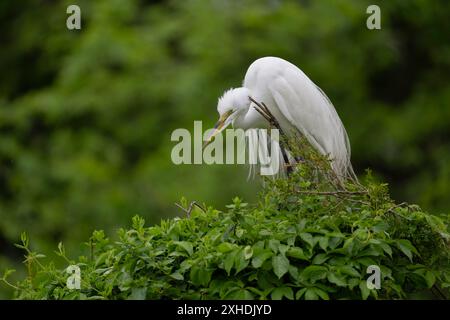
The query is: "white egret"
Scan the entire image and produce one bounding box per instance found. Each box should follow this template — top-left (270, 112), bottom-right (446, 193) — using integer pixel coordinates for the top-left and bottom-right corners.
top-left (204, 56), bottom-right (356, 181)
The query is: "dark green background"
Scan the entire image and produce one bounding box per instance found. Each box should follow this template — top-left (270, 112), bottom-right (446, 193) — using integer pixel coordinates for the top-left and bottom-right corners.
top-left (0, 0), bottom-right (449, 298)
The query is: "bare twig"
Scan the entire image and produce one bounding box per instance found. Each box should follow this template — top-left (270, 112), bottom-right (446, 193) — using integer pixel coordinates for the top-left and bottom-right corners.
top-left (295, 190), bottom-right (367, 196)
top-left (175, 201), bottom-right (206, 218)
top-left (249, 96), bottom-right (285, 136)
top-left (328, 197), bottom-right (347, 211)
top-left (386, 202), bottom-right (408, 215)
top-left (342, 197), bottom-right (371, 206)
top-left (249, 96), bottom-right (294, 173)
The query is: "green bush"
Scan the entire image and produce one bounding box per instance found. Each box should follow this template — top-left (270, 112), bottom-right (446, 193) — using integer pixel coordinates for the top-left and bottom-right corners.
top-left (2, 0), bottom-right (450, 299)
top-left (3, 140), bottom-right (449, 300)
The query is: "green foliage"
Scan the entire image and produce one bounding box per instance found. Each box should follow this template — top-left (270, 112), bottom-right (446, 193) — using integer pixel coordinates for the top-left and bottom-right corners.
top-left (4, 155), bottom-right (449, 299)
top-left (1, 0), bottom-right (449, 298)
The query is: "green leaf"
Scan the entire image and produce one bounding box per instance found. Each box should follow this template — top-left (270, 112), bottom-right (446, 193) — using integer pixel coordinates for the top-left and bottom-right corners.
top-left (217, 242), bottom-right (235, 253)
top-left (128, 287), bottom-right (147, 300)
top-left (174, 241), bottom-right (193, 256)
top-left (370, 239), bottom-right (392, 257)
top-left (278, 244), bottom-right (289, 256)
top-left (235, 228), bottom-right (244, 238)
top-left (312, 253), bottom-right (329, 265)
top-left (272, 254), bottom-right (290, 279)
top-left (299, 232), bottom-right (314, 247)
top-left (348, 278), bottom-right (360, 290)
top-left (259, 230), bottom-right (272, 236)
top-left (297, 219), bottom-right (307, 231)
top-left (286, 247), bottom-right (308, 261)
top-left (356, 246), bottom-right (382, 257)
top-left (271, 286), bottom-right (294, 300)
top-left (287, 236), bottom-right (296, 246)
top-left (218, 281), bottom-right (240, 298)
top-left (302, 287), bottom-right (330, 300)
top-left (359, 280), bottom-right (370, 300)
top-left (190, 266), bottom-right (212, 287)
top-left (248, 273), bottom-right (258, 282)
top-left (304, 288), bottom-right (318, 300)
top-left (247, 286), bottom-right (263, 297)
top-left (288, 265), bottom-right (299, 279)
top-left (312, 287), bottom-right (329, 300)
top-left (295, 288), bottom-right (307, 300)
top-left (319, 237), bottom-right (329, 251)
top-left (425, 270), bottom-right (436, 288)
top-left (234, 249), bottom-right (250, 274)
top-left (224, 250), bottom-right (238, 275)
top-left (343, 238), bottom-right (356, 255)
top-left (20, 232), bottom-right (29, 248)
top-left (268, 239), bottom-right (281, 253)
top-left (57, 242), bottom-right (65, 256)
top-left (300, 266), bottom-right (328, 283)
top-left (372, 221), bottom-right (389, 233)
top-left (338, 265), bottom-right (360, 278)
top-left (396, 239), bottom-right (417, 262)
top-left (243, 245), bottom-right (253, 260)
top-left (257, 272), bottom-right (275, 290)
top-left (225, 289), bottom-right (253, 300)
top-left (252, 241), bottom-right (265, 251)
top-left (356, 257), bottom-right (377, 267)
top-left (380, 243), bottom-right (393, 257)
top-left (252, 250), bottom-right (272, 268)
top-left (170, 272), bottom-right (184, 281)
top-left (327, 272), bottom-right (347, 287)
top-left (328, 236), bottom-right (343, 249)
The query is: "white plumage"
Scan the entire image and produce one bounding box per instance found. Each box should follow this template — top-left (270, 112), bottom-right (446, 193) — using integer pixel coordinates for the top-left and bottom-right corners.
top-left (209, 56), bottom-right (356, 181)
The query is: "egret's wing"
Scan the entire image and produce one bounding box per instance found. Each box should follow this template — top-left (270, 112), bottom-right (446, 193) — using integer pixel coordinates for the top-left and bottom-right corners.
top-left (268, 75), bottom-right (326, 155)
top-left (267, 65), bottom-right (353, 180)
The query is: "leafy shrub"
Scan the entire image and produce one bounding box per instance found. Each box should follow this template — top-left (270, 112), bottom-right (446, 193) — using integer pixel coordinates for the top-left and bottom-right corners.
top-left (3, 140), bottom-right (449, 300)
top-left (2, 0), bottom-right (450, 299)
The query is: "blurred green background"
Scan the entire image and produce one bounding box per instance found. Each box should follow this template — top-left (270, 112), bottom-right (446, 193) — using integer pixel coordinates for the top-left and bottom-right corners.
top-left (0, 0), bottom-right (449, 298)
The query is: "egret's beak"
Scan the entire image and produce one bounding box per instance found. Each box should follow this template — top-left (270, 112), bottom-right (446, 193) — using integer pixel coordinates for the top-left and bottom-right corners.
top-left (203, 110), bottom-right (234, 150)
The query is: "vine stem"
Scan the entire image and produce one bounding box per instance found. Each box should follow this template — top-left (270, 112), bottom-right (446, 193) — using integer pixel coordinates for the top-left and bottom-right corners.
top-left (0, 278), bottom-right (19, 290)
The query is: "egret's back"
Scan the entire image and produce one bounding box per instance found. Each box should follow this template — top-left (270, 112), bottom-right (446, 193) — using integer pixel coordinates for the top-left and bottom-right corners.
top-left (244, 57), bottom-right (356, 180)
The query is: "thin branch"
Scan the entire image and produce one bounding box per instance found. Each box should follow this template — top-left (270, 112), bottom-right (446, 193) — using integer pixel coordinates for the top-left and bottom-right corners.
top-left (386, 202), bottom-right (408, 215)
top-left (175, 201), bottom-right (206, 218)
top-left (249, 96), bottom-right (287, 136)
top-left (343, 197), bottom-right (371, 206)
top-left (295, 190), bottom-right (367, 196)
top-left (252, 104), bottom-right (272, 124)
top-left (328, 197), bottom-right (347, 211)
top-left (0, 278), bottom-right (19, 290)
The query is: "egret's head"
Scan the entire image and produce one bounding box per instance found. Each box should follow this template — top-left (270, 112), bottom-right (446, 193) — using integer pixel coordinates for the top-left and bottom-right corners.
top-left (203, 88), bottom-right (251, 149)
